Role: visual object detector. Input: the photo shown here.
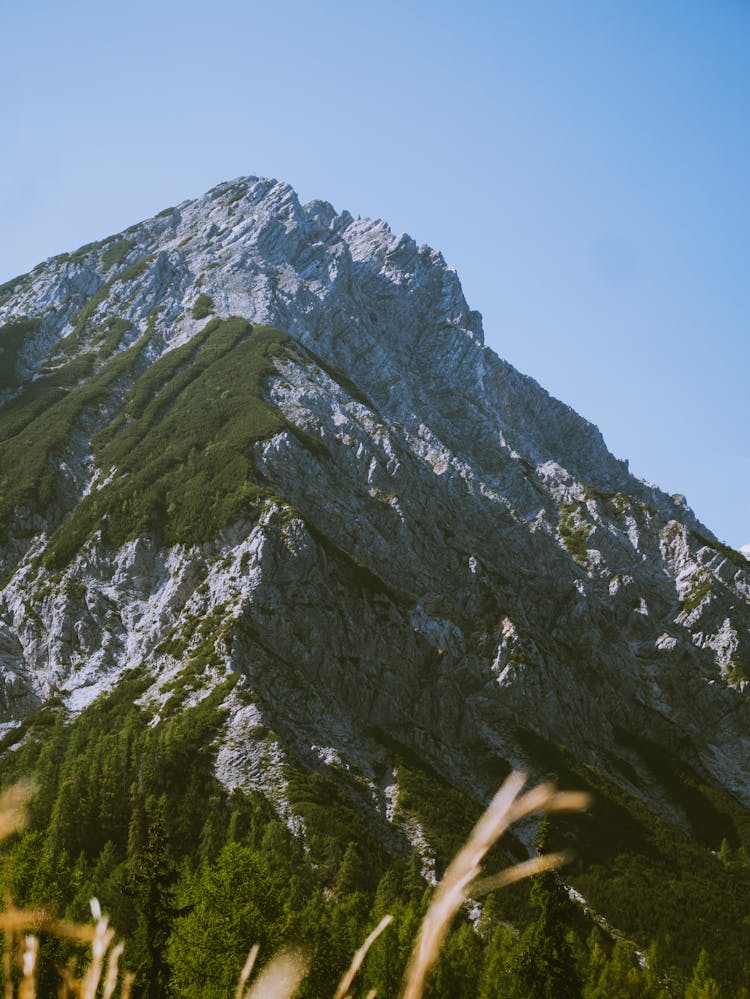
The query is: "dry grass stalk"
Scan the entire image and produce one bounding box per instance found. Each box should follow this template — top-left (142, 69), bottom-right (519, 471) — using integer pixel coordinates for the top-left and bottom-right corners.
top-left (0, 890), bottom-right (127, 997)
top-left (472, 851), bottom-right (572, 897)
top-left (0, 910), bottom-right (96, 942)
top-left (401, 771), bottom-right (591, 999)
top-left (3, 892), bottom-right (13, 999)
top-left (1, 788), bottom-right (26, 999)
top-left (234, 943), bottom-right (260, 999)
top-left (80, 899), bottom-right (116, 999)
top-left (101, 942), bottom-right (125, 999)
top-left (334, 914), bottom-right (393, 999)
top-left (58, 960), bottom-right (80, 998)
top-left (18, 935), bottom-right (38, 999)
top-left (0, 770), bottom-right (589, 999)
top-left (0, 783), bottom-right (34, 843)
top-left (2, 951), bottom-right (10, 999)
top-left (242, 948), bottom-right (309, 999)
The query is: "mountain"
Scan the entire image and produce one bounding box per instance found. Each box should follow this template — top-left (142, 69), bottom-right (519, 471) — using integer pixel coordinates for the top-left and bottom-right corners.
top-left (1, 176), bottom-right (749, 987)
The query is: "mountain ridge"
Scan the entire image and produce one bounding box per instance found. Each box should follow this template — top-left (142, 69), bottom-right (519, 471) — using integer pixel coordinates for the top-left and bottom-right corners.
top-left (0, 175), bottom-right (694, 515)
top-left (0, 173), bottom-right (748, 845)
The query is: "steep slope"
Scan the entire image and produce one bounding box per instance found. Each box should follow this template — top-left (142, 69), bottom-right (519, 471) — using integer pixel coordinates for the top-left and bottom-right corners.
top-left (1, 176), bottom-right (749, 978)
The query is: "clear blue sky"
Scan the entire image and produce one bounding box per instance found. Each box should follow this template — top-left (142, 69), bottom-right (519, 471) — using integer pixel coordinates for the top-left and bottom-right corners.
top-left (2, 0), bottom-right (748, 549)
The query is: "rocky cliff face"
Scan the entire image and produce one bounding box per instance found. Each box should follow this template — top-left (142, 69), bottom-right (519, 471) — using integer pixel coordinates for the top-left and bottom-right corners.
top-left (0, 176), bottom-right (748, 846)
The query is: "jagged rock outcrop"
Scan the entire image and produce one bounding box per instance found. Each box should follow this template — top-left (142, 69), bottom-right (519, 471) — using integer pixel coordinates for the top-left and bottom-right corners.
top-left (0, 175), bottom-right (748, 839)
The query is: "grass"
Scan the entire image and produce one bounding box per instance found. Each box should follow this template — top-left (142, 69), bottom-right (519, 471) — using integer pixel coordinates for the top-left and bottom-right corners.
top-left (69, 239), bottom-right (105, 263)
top-left (97, 317), bottom-right (132, 360)
top-left (226, 185), bottom-right (248, 206)
top-left (157, 604), bottom-right (234, 715)
top-left (57, 284), bottom-right (117, 356)
top-left (0, 311), bottom-right (341, 562)
top-left (56, 254), bottom-right (152, 360)
top-left (117, 255), bottom-right (154, 283)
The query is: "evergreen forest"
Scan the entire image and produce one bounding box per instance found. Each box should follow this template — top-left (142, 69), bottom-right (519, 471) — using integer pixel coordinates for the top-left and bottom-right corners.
top-left (1, 669), bottom-right (749, 997)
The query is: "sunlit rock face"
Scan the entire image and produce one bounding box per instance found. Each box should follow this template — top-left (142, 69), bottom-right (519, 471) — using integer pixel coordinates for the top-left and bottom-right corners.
top-left (0, 175), bottom-right (748, 826)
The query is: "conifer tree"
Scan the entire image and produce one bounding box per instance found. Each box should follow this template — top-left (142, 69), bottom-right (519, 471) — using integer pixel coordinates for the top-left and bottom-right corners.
top-left (168, 841), bottom-right (282, 998)
top-left (512, 819), bottom-right (582, 999)
top-left (477, 925), bottom-right (516, 999)
top-left (685, 949), bottom-right (721, 999)
top-left (335, 841), bottom-right (368, 897)
top-left (129, 799), bottom-right (178, 998)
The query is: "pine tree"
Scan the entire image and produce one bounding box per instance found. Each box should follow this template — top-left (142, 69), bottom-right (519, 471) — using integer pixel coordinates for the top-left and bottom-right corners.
top-left (586, 939), bottom-right (644, 999)
top-left (335, 841), bottom-right (369, 897)
top-left (362, 870), bottom-right (406, 999)
top-left (197, 796), bottom-right (227, 864)
top-left (167, 841), bottom-right (284, 998)
top-left (477, 925), bottom-right (516, 999)
top-left (427, 921), bottom-right (482, 998)
top-left (512, 820), bottom-right (582, 999)
top-left (685, 949), bottom-right (721, 999)
top-left (129, 800), bottom-right (178, 998)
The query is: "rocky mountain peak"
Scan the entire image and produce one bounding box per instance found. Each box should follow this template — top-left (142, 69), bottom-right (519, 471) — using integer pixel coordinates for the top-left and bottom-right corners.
top-left (0, 174), bottom-right (748, 839)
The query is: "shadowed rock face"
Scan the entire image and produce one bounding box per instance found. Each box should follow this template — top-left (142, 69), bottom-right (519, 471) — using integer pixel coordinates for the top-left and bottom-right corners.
top-left (0, 175), bottom-right (748, 833)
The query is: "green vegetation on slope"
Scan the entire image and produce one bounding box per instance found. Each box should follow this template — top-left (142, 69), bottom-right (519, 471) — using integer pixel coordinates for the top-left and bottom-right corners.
top-left (0, 674), bottom-right (467, 997)
top-left (0, 334), bottom-right (149, 540)
top-left (558, 502), bottom-right (591, 563)
top-left (102, 238), bottom-right (136, 271)
top-left (517, 728), bottom-right (750, 993)
top-left (44, 318), bottom-right (290, 565)
top-left (191, 292), bottom-right (214, 319)
top-left (0, 317), bottom-right (41, 390)
top-left (0, 308), bottom-right (294, 565)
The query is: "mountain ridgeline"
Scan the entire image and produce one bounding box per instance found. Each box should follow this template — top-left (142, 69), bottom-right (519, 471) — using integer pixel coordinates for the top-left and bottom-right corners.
top-left (0, 177), bottom-right (749, 995)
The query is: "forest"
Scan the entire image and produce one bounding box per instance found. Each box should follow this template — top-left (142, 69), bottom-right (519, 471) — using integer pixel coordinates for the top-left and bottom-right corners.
top-left (0, 668), bottom-right (748, 997)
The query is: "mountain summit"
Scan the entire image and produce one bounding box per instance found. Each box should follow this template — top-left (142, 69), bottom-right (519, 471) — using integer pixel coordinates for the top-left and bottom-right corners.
top-left (0, 177), bottom-right (749, 973)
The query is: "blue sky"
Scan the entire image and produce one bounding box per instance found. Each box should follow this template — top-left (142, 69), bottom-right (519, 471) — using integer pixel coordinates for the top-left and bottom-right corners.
top-left (2, 0), bottom-right (748, 549)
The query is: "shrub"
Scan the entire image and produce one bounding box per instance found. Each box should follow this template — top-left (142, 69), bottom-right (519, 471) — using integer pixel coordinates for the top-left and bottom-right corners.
top-left (192, 293), bottom-right (215, 320)
top-left (102, 238), bottom-right (136, 271)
